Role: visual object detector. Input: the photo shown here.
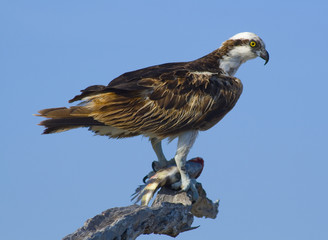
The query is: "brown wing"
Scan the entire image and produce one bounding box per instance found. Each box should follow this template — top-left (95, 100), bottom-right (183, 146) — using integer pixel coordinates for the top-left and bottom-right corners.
top-left (68, 62), bottom-right (188, 103)
top-left (83, 67), bottom-right (243, 139)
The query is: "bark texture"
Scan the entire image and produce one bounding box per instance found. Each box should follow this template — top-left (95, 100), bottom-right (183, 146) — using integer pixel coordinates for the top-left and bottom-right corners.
top-left (63, 183), bottom-right (219, 240)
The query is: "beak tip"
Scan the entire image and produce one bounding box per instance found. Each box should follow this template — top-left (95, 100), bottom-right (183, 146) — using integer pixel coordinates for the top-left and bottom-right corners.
top-left (260, 50), bottom-right (269, 65)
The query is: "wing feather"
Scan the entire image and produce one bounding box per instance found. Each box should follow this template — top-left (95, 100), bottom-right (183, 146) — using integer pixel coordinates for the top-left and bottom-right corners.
top-left (81, 66), bottom-right (243, 138)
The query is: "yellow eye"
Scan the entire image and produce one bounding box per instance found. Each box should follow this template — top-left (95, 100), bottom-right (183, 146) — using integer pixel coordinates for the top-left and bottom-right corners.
top-left (250, 41), bottom-right (257, 47)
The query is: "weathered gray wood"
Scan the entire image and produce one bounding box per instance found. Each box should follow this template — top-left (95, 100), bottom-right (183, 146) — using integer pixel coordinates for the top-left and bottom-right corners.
top-left (63, 184), bottom-right (219, 240)
top-left (152, 183), bottom-right (219, 219)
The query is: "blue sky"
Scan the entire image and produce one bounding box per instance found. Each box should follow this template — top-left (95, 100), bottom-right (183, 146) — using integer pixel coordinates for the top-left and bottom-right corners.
top-left (1, 1), bottom-right (328, 239)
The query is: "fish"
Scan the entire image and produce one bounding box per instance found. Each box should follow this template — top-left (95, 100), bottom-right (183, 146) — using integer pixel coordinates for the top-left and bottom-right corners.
top-left (132, 157), bottom-right (204, 206)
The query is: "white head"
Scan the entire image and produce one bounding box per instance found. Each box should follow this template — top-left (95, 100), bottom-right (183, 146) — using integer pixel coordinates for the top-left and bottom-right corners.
top-left (219, 32), bottom-right (269, 76)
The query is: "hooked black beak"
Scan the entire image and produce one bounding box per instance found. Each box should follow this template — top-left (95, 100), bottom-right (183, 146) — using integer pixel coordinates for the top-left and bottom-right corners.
top-left (260, 49), bottom-right (269, 65)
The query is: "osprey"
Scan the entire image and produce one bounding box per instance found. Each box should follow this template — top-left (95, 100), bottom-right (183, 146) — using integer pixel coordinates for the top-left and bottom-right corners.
top-left (37, 32), bottom-right (269, 200)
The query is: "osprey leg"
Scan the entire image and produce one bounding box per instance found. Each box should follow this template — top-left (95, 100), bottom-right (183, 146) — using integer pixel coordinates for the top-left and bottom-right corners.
top-left (171, 130), bottom-right (199, 201)
top-left (151, 138), bottom-right (167, 167)
top-left (150, 138), bottom-right (175, 171)
top-left (142, 139), bottom-right (168, 182)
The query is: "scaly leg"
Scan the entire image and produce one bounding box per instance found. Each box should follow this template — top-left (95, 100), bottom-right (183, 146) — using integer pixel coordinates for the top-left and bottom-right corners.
top-left (150, 138), bottom-right (175, 174)
top-left (151, 138), bottom-right (167, 169)
top-left (171, 130), bottom-right (199, 201)
top-left (144, 138), bottom-right (170, 183)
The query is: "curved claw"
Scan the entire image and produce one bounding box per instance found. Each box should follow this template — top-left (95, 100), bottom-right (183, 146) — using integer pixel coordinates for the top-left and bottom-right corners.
top-left (152, 161), bottom-right (160, 172)
top-left (183, 178), bottom-right (199, 202)
top-left (152, 160), bottom-right (167, 172)
top-left (143, 170), bottom-right (156, 183)
top-left (171, 178), bottom-right (199, 202)
top-left (171, 180), bottom-right (181, 190)
top-left (142, 175), bottom-right (149, 184)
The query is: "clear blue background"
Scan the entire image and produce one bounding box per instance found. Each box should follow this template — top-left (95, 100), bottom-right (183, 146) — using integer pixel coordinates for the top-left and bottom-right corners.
top-left (1, 1), bottom-right (327, 239)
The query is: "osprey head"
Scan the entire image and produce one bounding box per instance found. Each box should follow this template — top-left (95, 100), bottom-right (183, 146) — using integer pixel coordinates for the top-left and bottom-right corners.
top-left (219, 32), bottom-right (269, 76)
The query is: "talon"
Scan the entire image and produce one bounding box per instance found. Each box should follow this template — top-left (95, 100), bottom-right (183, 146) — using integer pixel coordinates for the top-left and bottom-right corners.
top-left (180, 178), bottom-right (199, 201)
top-left (189, 179), bottom-right (199, 201)
top-left (152, 158), bottom-right (176, 172)
top-left (171, 178), bottom-right (199, 202)
top-left (171, 181), bottom-right (181, 190)
top-left (142, 175), bottom-right (149, 183)
top-left (143, 170), bottom-right (155, 183)
top-left (151, 161), bottom-right (165, 172)
top-left (151, 161), bottom-right (160, 172)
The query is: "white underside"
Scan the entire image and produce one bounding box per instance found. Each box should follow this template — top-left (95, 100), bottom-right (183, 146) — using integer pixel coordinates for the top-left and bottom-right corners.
top-left (90, 125), bottom-right (161, 139)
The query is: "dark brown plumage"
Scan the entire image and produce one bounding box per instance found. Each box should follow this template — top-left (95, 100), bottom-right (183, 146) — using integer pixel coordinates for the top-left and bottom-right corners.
top-left (37, 55), bottom-right (243, 139)
top-left (37, 38), bottom-right (252, 138)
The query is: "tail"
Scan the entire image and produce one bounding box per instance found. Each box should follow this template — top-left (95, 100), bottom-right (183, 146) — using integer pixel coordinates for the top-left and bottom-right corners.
top-left (36, 106), bottom-right (104, 134)
top-left (132, 157), bottom-right (204, 206)
top-left (132, 166), bottom-right (178, 206)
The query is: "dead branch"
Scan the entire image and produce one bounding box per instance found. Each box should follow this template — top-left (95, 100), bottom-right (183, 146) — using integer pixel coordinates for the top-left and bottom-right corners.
top-left (63, 183), bottom-right (219, 240)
